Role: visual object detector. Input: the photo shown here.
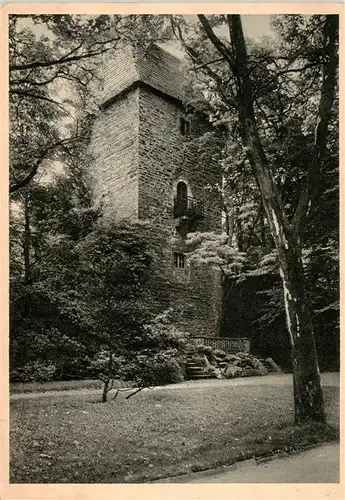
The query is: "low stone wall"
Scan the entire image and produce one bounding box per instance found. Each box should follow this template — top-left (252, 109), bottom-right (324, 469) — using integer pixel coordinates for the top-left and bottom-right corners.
top-left (191, 337), bottom-right (250, 354)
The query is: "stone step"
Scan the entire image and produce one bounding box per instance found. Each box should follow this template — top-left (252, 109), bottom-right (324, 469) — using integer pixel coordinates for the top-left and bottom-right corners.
top-left (259, 358), bottom-right (283, 373)
top-left (186, 368), bottom-right (205, 374)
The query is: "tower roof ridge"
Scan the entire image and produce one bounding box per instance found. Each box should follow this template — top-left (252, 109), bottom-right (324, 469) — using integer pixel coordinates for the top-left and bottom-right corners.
top-left (102, 42), bottom-right (184, 106)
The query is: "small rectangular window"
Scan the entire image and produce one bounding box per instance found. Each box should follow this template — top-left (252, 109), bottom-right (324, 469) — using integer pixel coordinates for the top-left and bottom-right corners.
top-left (173, 252), bottom-right (186, 269)
top-left (180, 117), bottom-right (191, 136)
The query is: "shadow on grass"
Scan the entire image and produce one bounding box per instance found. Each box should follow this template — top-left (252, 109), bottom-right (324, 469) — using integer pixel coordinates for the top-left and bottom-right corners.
top-left (151, 422), bottom-right (339, 480)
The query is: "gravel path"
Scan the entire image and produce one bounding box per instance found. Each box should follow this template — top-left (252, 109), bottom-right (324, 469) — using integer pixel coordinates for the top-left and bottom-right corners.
top-left (10, 372), bottom-right (339, 401)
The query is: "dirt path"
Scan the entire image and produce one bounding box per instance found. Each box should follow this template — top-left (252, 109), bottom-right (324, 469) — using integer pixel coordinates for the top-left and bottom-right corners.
top-left (10, 372), bottom-right (340, 401)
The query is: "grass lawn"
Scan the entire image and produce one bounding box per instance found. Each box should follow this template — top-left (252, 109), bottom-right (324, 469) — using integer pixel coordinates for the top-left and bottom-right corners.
top-left (10, 384), bottom-right (339, 483)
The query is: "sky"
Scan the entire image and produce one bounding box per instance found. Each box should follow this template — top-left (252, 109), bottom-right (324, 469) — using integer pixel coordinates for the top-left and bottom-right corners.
top-left (162, 15), bottom-right (275, 58)
top-left (240, 15), bottom-right (273, 39)
top-left (20, 14), bottom-right (275, 60)
top-left (184, 14), bottom-right (274, 39)
top-left (194, 14), bottom-right (274, 38)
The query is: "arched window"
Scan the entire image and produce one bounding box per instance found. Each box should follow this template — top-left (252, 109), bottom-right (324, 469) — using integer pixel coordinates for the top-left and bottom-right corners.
top-left (180, 117), bottom-right (191, 136)
top-left (176, 181), bottom-right (188, 213)
top-left (176, 181), bottom-right (187, 201)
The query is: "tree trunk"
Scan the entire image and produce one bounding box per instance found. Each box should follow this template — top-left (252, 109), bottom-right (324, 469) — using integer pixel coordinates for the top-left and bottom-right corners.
top-left (226, 14), bottom-right (326, 423)
top-left (23, 193), bottom-right (31, 285)
top-left (276, 234), bottom-right (325, 423)
top-left (101, 379), bottom-right (109, 403)
top-left (101, 350), bottom-right (113, 403)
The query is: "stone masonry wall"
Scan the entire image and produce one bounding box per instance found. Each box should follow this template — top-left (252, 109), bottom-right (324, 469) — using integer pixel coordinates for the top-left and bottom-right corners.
top-left (89, 75), bottom-right (224, 338)
top-left (89, 88), bottom-right (139, 222)
top-left (138, 88), bottom-right (222, 232)
top-left (138, 87), bottom-right (223, 337)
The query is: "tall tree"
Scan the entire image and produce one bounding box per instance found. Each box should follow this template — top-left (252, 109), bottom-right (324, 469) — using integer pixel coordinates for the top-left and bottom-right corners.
top-left (172, 14), bottom-right (338, 423)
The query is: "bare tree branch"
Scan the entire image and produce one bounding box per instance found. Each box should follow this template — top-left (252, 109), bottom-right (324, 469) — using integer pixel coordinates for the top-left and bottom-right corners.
top-left (10, 90), bottom-right (65, 109)
top-left (276, 62), bottom-right (321, 77)
top-left (197, 15), bottom-right (235, 68)
top-left (10, 37), bottom-right (120, 72)
top-left (195, 57), bottom-right (225, 70)
top-left (125, 387), bottom-right (143, 399)
top-left (170, 15), bottom-right (237, 108)
top-left (10, 136), bottom-right (81, 193)
top-left (10, 70), bottom-right (66, 87)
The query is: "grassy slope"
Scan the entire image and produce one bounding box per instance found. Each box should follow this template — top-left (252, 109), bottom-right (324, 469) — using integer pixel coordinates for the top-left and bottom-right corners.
top-left (10, 384), bottom-right (339, 483)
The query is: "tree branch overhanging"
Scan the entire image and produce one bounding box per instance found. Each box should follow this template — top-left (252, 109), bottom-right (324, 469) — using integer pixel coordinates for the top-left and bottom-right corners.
top-left (195, 57), bottom-right (225, 70)
top-left (10, 90), bottom-right (65, 109)
top-left (10, 136), bottom-right (83, 193)
top-left (170, 16), bottom-right (237, 108)
top-left (10, 36), bottom-right (120, 72)
top-left (197, 15), bottom-right (235, 68)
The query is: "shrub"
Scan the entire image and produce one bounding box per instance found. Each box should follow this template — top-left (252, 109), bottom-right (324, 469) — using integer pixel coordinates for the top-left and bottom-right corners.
top-left (90, 310), bottom-right (190, 400)
top-left (123, 351), bottom-right (185, 387)
top-left (10, 361), bottom-right (57, 382)
top-left (88, 351), bottom-right (126, 382)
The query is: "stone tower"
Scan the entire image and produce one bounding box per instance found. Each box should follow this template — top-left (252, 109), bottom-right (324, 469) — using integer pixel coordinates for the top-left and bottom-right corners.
top-left (90, 43), bottom-right (223, 337)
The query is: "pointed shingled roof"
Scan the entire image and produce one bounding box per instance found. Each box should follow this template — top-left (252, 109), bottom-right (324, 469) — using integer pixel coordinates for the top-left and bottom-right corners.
top-left (101, 43), bottom-right (185, 106)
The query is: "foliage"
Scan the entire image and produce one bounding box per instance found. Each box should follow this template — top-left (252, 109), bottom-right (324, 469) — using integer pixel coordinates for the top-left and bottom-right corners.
top-left (10, 360), bottom-right (57, 383)
top-left (123, 352), bottom-right (185, 387)
top-left (10, 162), bottom-right (102, 381)
top-left (9, 214), bottom-right (169, 383)
top-left (10, 188), bottom-right (189, 391)
top-left (10, 284), bottom-right (97, 381)
top-left (9, 14), bottom-right (170, 193)
top-left (93, 309), bottom-right (188, 400)
top-left (186, 231), bottom-right (247, 277)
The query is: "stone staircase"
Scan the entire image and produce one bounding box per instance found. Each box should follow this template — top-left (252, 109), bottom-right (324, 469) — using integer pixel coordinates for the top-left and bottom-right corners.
top-left (185, 352), bottom-right (282, 380)
top-left (259, 357), bottom-right (283, 374)
top-left (185, 353), bottom-right (213, 380)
